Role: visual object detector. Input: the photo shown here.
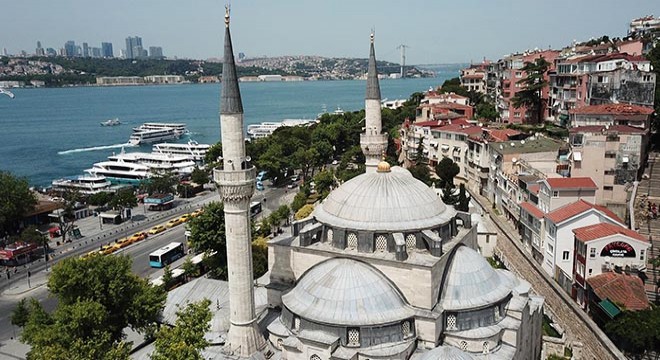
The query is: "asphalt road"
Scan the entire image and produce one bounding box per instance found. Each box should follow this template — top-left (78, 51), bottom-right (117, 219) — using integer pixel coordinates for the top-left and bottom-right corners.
top-left (0, 183), bottom-right (289, 353)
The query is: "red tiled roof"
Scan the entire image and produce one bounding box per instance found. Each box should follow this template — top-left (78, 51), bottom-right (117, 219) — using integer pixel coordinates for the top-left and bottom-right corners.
top-left (545, 177), bottom-right (597, 190)
top-left (569, 125), bottom-right (647, 134)
top-left (484, 128), bottom-right (521, 142)
top-left (569, 103), bottom-right (654, 115)
top-left (545, 199), bottom-right (623, 224)
top-left (462, 74), bottom-right (485, 79)
top-left (436, 124), bottom-right (483, 135)
top-left (573, 222), bottom-right (647, 242)
top-left (520, 201), bottom-right (544, 219)
top-left (429, 103), bottom-right (473, 110)
top-left (427, 92), bottom-right (469, 100)
top-left (586, 272), bottom-right (650, 311)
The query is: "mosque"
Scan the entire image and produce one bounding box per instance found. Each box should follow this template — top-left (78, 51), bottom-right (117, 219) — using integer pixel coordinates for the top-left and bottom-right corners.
top-left (185, 8), bottom-right (544, 360)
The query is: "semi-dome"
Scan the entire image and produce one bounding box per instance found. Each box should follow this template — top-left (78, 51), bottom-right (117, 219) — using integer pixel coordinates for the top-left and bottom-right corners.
top-left (313, 166), bottom-right (456, 231)
top-left (440, 246), bottom-right (513, 311)
top-left (419, 346), bottom-right (475, 360)
top-left (282, 258), bottom-right (414, 326)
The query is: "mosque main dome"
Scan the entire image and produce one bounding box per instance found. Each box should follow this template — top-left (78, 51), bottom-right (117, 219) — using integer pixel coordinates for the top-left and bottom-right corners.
top-left (313, 166), bottom-right (456, 232)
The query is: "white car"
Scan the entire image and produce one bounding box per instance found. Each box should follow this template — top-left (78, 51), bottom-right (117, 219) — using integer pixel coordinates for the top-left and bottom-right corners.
top-left (331, 160), bottom-right (338, 165)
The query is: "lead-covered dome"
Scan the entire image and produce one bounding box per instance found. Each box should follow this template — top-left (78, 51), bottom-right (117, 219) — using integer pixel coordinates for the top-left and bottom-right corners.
top-left (440, 246), bottom-right (514, 311)
top-left (419, 346), bottom-right (475, 360)
top-left (313, 166), bottom-right (456, 232)
top-left (282, 258), bottom-right (414, 326)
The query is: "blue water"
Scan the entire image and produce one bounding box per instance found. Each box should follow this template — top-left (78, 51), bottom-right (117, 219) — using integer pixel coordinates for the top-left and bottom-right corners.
top-left (0, 71), bottom-right (458, 187)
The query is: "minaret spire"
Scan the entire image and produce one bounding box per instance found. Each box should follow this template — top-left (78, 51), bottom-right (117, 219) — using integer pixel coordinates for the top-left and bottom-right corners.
top-left (214, 6), bottom-right (266, 357)
top-left (360, 31), bottom-right (388, 173)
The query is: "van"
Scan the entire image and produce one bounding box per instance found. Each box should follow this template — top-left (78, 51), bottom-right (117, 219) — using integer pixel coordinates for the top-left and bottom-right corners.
top-left (256, 181), bottom-right (265, 191)
top-left (256, 171), bottom-right (267, 181)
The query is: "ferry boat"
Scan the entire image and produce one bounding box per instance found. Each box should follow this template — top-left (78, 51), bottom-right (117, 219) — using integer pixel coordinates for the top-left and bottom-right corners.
top-left (152, 140), bottom-right (211, 163)
top-left (129, 122), bottom-right (188, 145)
top-left (246, 119), bottom-right (318, 140)
top-left (100, 118), bottom-right (121, 126)
top-left (108, 151), bottom-right (197, 177)
top-left (86, 159), bottom-right (151, 185)
top-left (51, 174), bottom-right (112, 195)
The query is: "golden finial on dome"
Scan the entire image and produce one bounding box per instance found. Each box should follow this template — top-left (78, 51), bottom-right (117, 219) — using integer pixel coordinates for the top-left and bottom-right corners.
top-left (224, 4), bottom-right (230, 28)
top-left (377, 152), bottom-right (390, 173)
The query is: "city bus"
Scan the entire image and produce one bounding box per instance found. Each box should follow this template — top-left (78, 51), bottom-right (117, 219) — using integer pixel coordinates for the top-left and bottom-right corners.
top-left (250, 201), bottom-right (262, 218)
top-left (148, 242), bottom-right (185, 268)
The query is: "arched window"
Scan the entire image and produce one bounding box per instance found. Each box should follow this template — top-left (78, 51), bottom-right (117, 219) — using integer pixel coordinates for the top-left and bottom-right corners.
top-left (326, 228), bottom-right (334, 243)
top-left (483, 341), bottom-right (489, 354)
top-left (347, 232), bottom-right (358, 249)
top-left (401, 320), bottom-right (412, 338)
top-left (276, 338), bottom-right (283, 350)
top-left (375, 235), bottom-right (388, 252)
top-left (347, 328), bottom-right (360, 347)
top-left (293, 316), bottom-right (301, 331)
top-left (446, 314), bottom-right (457, 330)
top-left (406, 233), bottom-right (417, 251)
top-left (310, 355), bottom-right (321, 360)
top-left (460, 340), bottom-right (468, 351)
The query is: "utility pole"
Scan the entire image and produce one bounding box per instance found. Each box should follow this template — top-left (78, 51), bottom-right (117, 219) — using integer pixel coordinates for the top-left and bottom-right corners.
top-left (396, 44), bottom-right (409, 78)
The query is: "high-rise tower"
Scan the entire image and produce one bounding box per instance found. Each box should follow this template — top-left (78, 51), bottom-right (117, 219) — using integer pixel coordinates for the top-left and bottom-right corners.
top-left (214, 6), bottom-right (266, 357)
top-left (360, 33), bottom-right (388, 172)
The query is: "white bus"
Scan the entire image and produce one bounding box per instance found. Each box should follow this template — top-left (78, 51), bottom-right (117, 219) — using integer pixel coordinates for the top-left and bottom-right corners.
top-left (149, 242), bottom-right (185, 268)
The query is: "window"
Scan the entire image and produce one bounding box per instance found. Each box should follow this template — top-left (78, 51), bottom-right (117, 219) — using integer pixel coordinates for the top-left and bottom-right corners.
top-left (590, 248), bottom-right (596, 258)
top-left (446, 314), bottom-right (457, 330)
top-left (604, 170), bottom-right (616, 176)
top-left (548, 225), bottom-right (557, 238)
top-left (514, 112), bottom-right (521, 118)
top-left (643, 75), bottom-right (652, 82)
top-left (460, 341), bottom-right (468, 351)
top-left (375, 235), bottom-right (388, 252)
top-left (406, 234), bottom-right (416, 251)
top-left (402, 321), bottom-right (412, 338)
top-left (548, 243), bottom-right (554, 253)
top-left (347, 328), bottom-right (360, 347)
top-left (294, 316), bottom-right (301, 331)
top-left (347, 232), bottom-right (358, 249)
top-left (515, 71), bottom-right (523, 78)
top-left (605, 152), bottom-right (616, 158)
top-left (552, 191), bottom-right (559, 198)
top-left (311, 355), bottom-right (321, 360)
top-left (326, 228), bottom-right (334, 243)
top-left (277, 338), bottom-right (284, 350)
top-left (562, 251), bottom-right (570, 261)
top-left (588, 268), bottom-right (593, 276)
top-left (641, 249), bottom-right (645, 261)
top-left (483, 341), bottom-right (490, 354)
top-left (604, 186), bottom-right (614, 191)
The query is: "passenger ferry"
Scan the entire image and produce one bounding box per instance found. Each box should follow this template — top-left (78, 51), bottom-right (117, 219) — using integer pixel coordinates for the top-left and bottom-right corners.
top-left (129, 122), bottom-right (188, 145)
top-left (86, 159), bottom-right (151, 185)
top-left (152, 140), bottom-right (211, 163)
top-left (246, 119), bottom-right (318, 140)
top-left (51, 174), bottom-right (112, 195)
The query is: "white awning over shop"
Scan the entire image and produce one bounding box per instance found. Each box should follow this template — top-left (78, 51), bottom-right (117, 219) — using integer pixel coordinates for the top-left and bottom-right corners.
top-left (573, 152), bottom-right (582, 161)
top-left (441, 144), bottom-right (450, 151)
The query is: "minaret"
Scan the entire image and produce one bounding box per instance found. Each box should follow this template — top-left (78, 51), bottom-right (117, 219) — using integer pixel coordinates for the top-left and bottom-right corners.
top-left (360, 32), bottom-right (388, 173)
top-left (214, 6), bottom-right (265, 356)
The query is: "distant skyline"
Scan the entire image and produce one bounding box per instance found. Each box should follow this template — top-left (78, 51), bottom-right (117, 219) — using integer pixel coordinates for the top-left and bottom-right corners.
top-left (3, 1), bottom-right (660, 64)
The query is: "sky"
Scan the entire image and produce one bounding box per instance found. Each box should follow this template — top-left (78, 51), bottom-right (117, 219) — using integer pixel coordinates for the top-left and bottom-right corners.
top-left (3, 0), bottom-right (660, 64)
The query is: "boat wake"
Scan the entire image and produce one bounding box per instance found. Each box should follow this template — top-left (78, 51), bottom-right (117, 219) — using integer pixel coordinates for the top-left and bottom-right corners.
top-left (58, 143), bottom-right (135, 155)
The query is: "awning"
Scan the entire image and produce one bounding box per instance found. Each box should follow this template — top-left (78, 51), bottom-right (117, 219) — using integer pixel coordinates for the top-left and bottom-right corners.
top-left (453, 146), bottom-right (461, 154)
top-left (441, 144), bottom-right (450, 151)
top-left (429, 140), bottom-right (438, 147)
top-left (99, 211), bottom-right (121, 219)
top-left (573, 152), bottom-right (582, 161)
top-left (598, 299), bottom-right (621, 319)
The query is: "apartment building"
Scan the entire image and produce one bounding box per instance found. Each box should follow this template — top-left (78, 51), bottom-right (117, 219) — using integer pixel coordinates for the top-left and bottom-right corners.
top-left (460, 62), bottom-right (489, 94)
top-left (570, 103), bottom-right (654, 130)
top-left (465, 128), bottom-right (523, 195)
top-left (536, 177), bottom-right (597, 213)
top-left (572, 222), bottom-right (650, 308)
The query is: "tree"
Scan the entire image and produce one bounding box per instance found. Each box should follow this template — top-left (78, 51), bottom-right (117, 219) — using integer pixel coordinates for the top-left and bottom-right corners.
top-left (204, 142), bottom-right (222, 166)
top-left (45, 255), bottom-right (166, 340)
top-left (511, 58), bottom-right (551, 124)
top-left (86, 191), bottom-right (113, 206)
top-left (0, 171), bottom-right (37, 237)
top-left (456, 183), bottom-right (469, 211)
top-left (442, 181), bottom-right (459, 205)
top-left (186, 202), bottom-right (227, 279)
top-left (644, 40), bottom-right (660, 144)
top-left (435, 157), bottom-right (460, 188)
top-left (438, 77), bottom-right (469, 97)
top-left (181, 257), bottom-right (198, 280)
top-left (475, 101), bottom-right (499, 121)
top-left (143, 171), bottom-right (177, 195)
top-left (11, 298), bottom-right (30, 327)
top-left (190, 167), bottom-right (209, 185)
top-left (291, 190), bottom-right (309, 214)
top-left (295, 204), bottom-right (315, 220)
top-left (150, 299), bottom-right (212, 360)
top-left (604, 306), bottom-right (660, 358)
top-left (18, 256), bottom-right (165, 359)
top-left (109, 188), bottom-right (137, 219)
top-left (161, 265), bottom-right (175, 290)
top-left (409, 163), bottom-right (432, 186)
top-left (56, 189), bottom-right (80, 244)
top-left (313, 169), bottom-right (337, 199)
top-left (252, 237), bottom-right (269, 279)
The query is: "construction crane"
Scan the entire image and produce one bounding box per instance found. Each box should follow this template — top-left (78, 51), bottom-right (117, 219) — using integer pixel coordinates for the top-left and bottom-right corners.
top-left (396, 44), bottom-right (409, 78)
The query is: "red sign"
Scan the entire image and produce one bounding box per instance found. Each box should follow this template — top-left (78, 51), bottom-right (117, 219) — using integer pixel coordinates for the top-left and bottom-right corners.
top-left (600, 241), bottom-right (635, 258)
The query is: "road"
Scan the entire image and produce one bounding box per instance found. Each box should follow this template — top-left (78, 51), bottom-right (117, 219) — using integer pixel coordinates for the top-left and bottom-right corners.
top-left (0, 182), bottom-right (291, 357)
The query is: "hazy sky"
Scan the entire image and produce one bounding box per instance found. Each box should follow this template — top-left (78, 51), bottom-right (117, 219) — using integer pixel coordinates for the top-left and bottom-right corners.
top-left (3, 0), bottom-right (660, 64)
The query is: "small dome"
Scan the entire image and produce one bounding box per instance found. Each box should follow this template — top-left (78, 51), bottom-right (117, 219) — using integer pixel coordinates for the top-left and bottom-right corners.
top-left (313, 166), bottom-right (456, 232)
top-left (377, 160), bottom-right (391, 172)
top-left (419, 346), bottom-right (475, 360)
top-left (440, 246), bottom-right (513, 311)
top-left (282, 258), bottom-right (414, 326)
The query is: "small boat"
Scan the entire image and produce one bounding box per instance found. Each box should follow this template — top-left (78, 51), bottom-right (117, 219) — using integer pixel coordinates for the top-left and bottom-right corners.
top-left (100, 118), bottom-right (121, 126)
top-left (0, 88), bottom-right (15, 99)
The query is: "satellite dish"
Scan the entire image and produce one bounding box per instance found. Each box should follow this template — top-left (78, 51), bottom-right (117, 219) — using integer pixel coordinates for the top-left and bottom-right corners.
top-left (521, 140), bottom-right (525, 145)
top-left (512, 157), bottom-right (517, 163)
top-left (245, 156), bottom-right (251, 162)
top-left (510, 142), bottom-right (515, 147)
top-left (499, 144), bottom-right (504, 150)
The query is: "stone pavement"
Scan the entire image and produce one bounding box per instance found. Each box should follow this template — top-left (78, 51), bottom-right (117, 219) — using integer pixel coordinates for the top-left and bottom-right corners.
top-left (470, 191), bottom-right (625, 360)
top-left (633, 151), bottom-right (660, 303)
